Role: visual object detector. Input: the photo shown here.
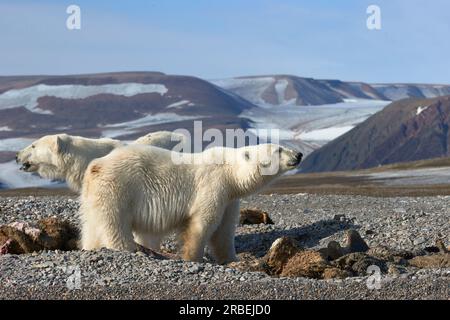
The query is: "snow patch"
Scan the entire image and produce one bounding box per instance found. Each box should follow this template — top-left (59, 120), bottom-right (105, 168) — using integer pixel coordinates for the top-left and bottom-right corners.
top-left (416, 105), bottom-right (429, 115)
top-left (104, 113), bottom-right (198, 130)
top-left (274, 79), bottom-right (289, 104)
top-left (211, 77), bottom-right (275, 106)
top-left (166, 100), bottom-right (190, 109)
top-left (240, 99), bottom-right (389, 145)
top-left (0, 83), bottom-right (168, 114)
top-left (298, 126), bottom-right (354, 141)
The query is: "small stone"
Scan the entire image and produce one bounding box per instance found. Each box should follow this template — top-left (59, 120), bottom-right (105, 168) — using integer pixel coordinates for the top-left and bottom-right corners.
top-left (435, 239), bottom-right (448, 254)
top-left (413, 237), bottom-right (426, 246)
top-left (387, 264), bottom-right (401, 275)
top-left (188, 265), bottom-right (204, 273)
top-left (239, 208), bottom-right (274, 225)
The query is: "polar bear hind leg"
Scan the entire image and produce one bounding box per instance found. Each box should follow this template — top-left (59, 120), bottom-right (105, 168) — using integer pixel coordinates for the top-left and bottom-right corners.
top-left (80, 199), bottom-right (136, 251)
top-left (80, 167), bottom-right (137, 251)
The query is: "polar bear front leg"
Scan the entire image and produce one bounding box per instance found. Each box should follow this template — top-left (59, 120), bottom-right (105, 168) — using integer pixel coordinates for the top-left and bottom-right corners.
top-left (209, 200), bottom-right (239, 264)
top-left (180, 209), bottom-right (223, 262)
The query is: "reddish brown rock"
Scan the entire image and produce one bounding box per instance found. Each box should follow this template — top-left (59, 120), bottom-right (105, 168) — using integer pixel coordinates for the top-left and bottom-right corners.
top-left (264, 237), bottom-right (301, 275)
top-left (0, 218), bottom-right (79, 254)
top-left (280, 250), bottom-right (329, 278)
top-left (240, 208), bottom-right (274, 225)
top-left (332, 252), bottom-right (387, 276)
top-left (323, 267), bottom-right (352, 279)
top-left (408, 254), bottom-right (450, 268)
top-left (345, 229), bottom-right (369, 253)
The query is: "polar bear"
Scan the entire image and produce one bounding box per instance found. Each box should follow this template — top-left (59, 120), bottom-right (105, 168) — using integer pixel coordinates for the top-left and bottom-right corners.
top-left (79, 144), bottom-right (302, 263)
top-left (133, 130), bottom-right (186, 150)
top-left (16, 131), bottom-right (185, 193)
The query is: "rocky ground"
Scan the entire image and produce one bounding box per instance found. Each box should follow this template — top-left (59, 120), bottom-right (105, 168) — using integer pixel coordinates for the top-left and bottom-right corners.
top-left (0, 193), bottom-right (449, 300)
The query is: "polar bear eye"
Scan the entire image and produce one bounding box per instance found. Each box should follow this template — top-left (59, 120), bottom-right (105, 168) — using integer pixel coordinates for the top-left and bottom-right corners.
top-left (244, 151), bottom-right (250, 160)
top-left (31, 145), bottom-right (35, 149)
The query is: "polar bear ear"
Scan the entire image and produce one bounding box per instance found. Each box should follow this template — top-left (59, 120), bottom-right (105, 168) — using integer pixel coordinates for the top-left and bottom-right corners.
top-left (55, 135), bottom-right (69, 154)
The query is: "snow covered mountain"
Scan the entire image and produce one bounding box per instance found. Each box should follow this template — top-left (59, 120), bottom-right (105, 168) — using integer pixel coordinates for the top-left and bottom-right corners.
top-left (212, 75), bottom-right (450, 107)
top-left (370, 83), bottom-right (450, 101)
top-left (301, 95), bottom-right (450, 173)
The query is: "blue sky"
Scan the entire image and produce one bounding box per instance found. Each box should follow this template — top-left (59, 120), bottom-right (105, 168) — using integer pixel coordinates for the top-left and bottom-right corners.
top-left (0, 0), bottom-right (449, 83)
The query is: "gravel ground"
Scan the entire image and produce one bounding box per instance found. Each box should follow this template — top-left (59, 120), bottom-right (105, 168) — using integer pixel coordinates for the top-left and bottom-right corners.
top-left (0, 193), bottom-right (449, 300)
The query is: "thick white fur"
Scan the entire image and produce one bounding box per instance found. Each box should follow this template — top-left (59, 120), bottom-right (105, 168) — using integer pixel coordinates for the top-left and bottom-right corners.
top-left (133, 131), bottom-right (185, 150)
top-left (79, 144), bottom-right (301, 263)
top-left (16, 131), bottom-right (184, 193)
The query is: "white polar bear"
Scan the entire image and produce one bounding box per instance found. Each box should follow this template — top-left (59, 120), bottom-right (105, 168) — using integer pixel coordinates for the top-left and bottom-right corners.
top-left (79, 144), bottom-right (302, 263)
top-left (16, 131), bottom-right (185, 193)
top-left (133, 130), bottom-right (186, 150)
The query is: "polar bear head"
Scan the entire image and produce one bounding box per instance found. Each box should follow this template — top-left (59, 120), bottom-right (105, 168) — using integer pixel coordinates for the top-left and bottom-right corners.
top-left (16, 134), bottom-right (71, 181)
top-left (16, 134), bottom-right (120, 184)
top-left (227, 143), bottom-right (302, 196)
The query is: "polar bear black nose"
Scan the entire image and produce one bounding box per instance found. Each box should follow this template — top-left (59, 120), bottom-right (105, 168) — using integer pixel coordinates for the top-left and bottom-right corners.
top-left (296, 152), bottom-right (303, 161)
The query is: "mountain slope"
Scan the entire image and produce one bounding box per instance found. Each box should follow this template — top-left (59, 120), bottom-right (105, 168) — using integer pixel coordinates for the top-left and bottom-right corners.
top-left (212, 75), bottom-right (450, 107)
top-left (0, 72), bottom-right (256, 141)
top-left (301, 96), bottom-right (450, 172)
top-left (372, 83), bottom-right (450, 101)
top-left (211, 75), bottom-right (345, 106)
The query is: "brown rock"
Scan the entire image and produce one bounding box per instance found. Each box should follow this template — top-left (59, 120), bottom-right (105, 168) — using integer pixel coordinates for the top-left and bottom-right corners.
top-left (345, 230), bottom-right (369, 253)
top-left (326, 241), bottom-right (345, 260)
top-left (367, 246), bottom-right (413, 263)
top-left (322, 267), bottom-right (352, 279)
top-left (37, 218), bottom-right (79, 250)
top-left (0, 218), bottom-right (79, 254)
top-left (240, 208), bottom-right (274, 225)
top-left (408, 254), bottom-right (450, 268)
top-left (333, 252), bottom-right (387, 276)
top-left (435, 239), bottom-right (448, 254)
top-left (280, 250), bottom-right (329, 278)
top-left (0, 226), bottom-right (41, 254)
top-left (264, 237), bottom-right (301, 275)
